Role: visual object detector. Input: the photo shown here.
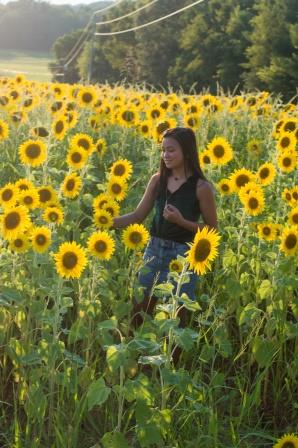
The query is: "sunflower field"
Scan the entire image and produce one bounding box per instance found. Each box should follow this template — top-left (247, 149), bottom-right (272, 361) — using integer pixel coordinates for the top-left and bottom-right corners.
top-left (0, 75), bottom-right (297, 448)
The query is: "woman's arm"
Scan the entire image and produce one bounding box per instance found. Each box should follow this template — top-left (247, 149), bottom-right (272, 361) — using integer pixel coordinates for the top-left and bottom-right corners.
top-left (112, 173), bottom-right (159, 229)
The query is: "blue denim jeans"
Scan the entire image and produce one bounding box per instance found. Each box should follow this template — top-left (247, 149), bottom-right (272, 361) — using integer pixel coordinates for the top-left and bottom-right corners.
top-left (137, 236), bottom-right (198, 300)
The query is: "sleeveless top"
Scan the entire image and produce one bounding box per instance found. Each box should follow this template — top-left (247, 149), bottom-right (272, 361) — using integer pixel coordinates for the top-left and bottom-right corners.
top-left (150, 173), bottom-right (201, 243)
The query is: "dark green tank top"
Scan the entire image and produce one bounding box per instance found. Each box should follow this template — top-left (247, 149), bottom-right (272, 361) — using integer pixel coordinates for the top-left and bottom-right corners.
top-left (150, 173), bottom-right (201, 243)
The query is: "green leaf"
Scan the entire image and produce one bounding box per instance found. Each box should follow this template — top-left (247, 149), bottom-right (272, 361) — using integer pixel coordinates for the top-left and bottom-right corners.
top-left (87, 377), bottom-right (111, 411)
top-left (138, 354), bottom-right (167, 367)
top-left (173, 328), bottom-right (199, 351)
top-left (101, 432), bottom-right (129, 448)
top-left (199, 344), bottom-right (215, 363)
top-left (106, 344), bottom-right (128, 372)
top-left (97, 318), bottom-right (118, 331)
top-left (19, 352), bottom-right (42, 366)
top-left (222, 249), bottom-right (237, 269)
top-left (258, 280), bottom-right (272, 300)
top-left (252, 337), bottom-right (278, 368)
top-left (0, 287), bottom-right (23, 304)
top-left (239, 303), bottom-right (263, 326)
top-left (179, 293), bottom-right (201, 311)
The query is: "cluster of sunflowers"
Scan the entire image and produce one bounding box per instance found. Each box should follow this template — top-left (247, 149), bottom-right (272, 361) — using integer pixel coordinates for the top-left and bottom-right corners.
top-left (0, 75), bottom-right (297, 278)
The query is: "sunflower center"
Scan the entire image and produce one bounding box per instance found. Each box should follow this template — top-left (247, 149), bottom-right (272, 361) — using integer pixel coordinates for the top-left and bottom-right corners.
top-left (36, 234), bottom-right (47, 246)
top-left (282, 442), bottom-right (295, 448)
top-left (26, 143), bottom-right (41, 159)
top-left (142, 125), bottom-right (149, 133)
top-left (78, 138), bottom-right (89, 150)
top-left (24, 195), bottom-right (33, 205)
top-left (99, 216), bottom-right (108, 224)
top-left (247, 97), bottom-right (256, 106)
top-left (113, 164), bottom-right (125, 176)
top-left (236, 174), bottom-right (249, 188)
top-left (281, 137), bottom-right (290, 148)
top-left (263, 227), bottom-right (270, 235)
top-left (19, 184), bottom-right (29, 191)
top-left (222, 184), bottom-right (229, 192)
top-left (260, 168), bottom-right (269, 179)
top-left (285, 234), bottom-right (297, 250)
top-left (5, 211), bottom-right (20, 229)
top-left (248, 197), bottom-right (259, 209)
top-left (49, 211), bottom-right (58, 222)
top-left (55, 121), bottom-right (64, 133)
top-left (24, 98), bottom-right (32, 107)
top-left (157, 122), bottom-right (169, 134)
top-left (71, 152), bottom-right (82, 163)
top-left (285, 192), bottom-right (292, 201)
top-left (2, 189), bottom-right (13, 201)
top-left (82, 92), bottom-right (93, 103)
top-left (66, 179), bottom-right (75, 191)
top-left (129, 231), bottom-right (142, 244)
top-left (122, 110), bottom-right (135, 122)
top-left (95, 240), bottom-right (107, 253)
top-left (194, 239), bottom-right (211, 262)
top-left (283, 157), bottom-right (291, 167)
top-left (52, 101), bottom-right (63, 112)
top-left (111, 183), bottom-right (121, 194)
top-left (284, 122), bottom-right (295, 132)
top-left (35, 127), bottom-right (48, 137)
top-left (213, 145), bottom-right (224, 158)
top-left (14, 238), bottom-right (23, 248)
top-left (39, 189), bottom-right (51, 203)
top-left (187, 117), bottom-right (197, 127)
top-left (293, 192), bottom-right (298, 200)
top-left (171, 262), bottom-right (180, 271)
top-left (203, 155), bottom-right (211, 164)
top-left (230, 99), bottom-right (238, 107)
top-left (62, 251), bottom-right (78, 269)
top-left (105, 207), bottom-right (114, 216)
top-left (151, 109), bottom-right (160, 119)
top-left (203, 99), bottom-right (210, 106)
top-left (292, 213), bottom-right (298, 224)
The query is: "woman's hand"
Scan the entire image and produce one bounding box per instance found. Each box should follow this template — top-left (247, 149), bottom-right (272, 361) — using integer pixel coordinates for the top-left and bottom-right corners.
top-left (163, 204), bottom-right (184, 225)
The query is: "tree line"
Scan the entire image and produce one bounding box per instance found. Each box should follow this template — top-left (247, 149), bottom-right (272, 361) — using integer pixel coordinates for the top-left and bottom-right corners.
top-left (52, 0), bottom-right (298, 100)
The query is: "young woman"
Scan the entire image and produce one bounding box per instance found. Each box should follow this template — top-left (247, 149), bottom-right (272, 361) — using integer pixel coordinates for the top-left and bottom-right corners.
top-left (113, 127), bottom-right (217, 351)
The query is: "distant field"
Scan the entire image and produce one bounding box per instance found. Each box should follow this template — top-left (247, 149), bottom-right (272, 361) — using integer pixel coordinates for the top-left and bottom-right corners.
top-left (0, 49), bottom-right (53, 82)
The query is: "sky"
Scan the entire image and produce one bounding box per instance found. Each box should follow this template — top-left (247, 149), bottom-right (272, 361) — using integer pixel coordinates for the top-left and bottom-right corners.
top-left (0, 0), bottom-right (116, 4)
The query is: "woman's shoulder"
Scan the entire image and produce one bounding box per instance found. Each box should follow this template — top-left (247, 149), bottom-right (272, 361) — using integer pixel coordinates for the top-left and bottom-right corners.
top-left (196, 178), bottom-right (216, 196)
top-left (149, 172), bottom-right (161, 186)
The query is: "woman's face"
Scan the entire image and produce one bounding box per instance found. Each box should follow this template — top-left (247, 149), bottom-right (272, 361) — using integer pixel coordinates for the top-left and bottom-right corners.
top-left (161, 137), bottom-right (184, 170)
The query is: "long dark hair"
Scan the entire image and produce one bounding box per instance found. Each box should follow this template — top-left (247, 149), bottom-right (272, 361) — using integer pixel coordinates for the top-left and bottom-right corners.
top-left (156, 127), bottom-right (209, 197)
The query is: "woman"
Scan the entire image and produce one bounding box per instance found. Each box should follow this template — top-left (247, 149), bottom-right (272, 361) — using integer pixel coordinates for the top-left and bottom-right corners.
top-left (113, 127), bottom-right (217, 351)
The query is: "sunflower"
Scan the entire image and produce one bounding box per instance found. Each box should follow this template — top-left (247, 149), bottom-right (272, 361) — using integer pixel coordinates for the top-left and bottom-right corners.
top-left (122, 223), bottom-right (149, 250)
top-left (288, 207), bottom-right (298, 226)
top-left (138, 120), bottom-right (152, 139)
top-left (66, 147), bottom-right (88, 170)
top-left (228, 96), bottom-right (244, 112)
top-left (95, 138), bottom-right (107, 158)
top-left (9, 233), bottom-right (30, 253)
top-left (238, 181), bottom-right (263, 202)
top-left (18, 188), bottom-right (40, 209)
top-left (0, 183), bottom-right (19, 208)
top-left (94, 209), bottom-right (113, 229)
top-left (37, 186), bottom-right (58, 208)
top-left (52, 116), bottom-right (68, 140)
top-left (257, 223), bottom-right (277, 241)
top-left (242, 190), bottom-right (265, 216)
top-left (273, 433), bottom-right (298, 448)
top-left (281, 187), bottom-right (295, 206)
top-left (31, 226), bottom-right (51, 253)
top-left (199, 149), bottom-right (212, 168)
top-left (117, 105), bottom-right (139, 127)
top-left (246, 139), bottom-right (262, 157)
top-left (70, 133), bottom-right (94, 155)
top-left (93, 192), bottom-right (113, 212)
top-left (256, 162), bottom-right (276, 186)
top-left (102, 199), bottom-right (120, 218)
top-left (169, 258), bottom-right (183, 273)
top-left (146, 104), bottom-right (165, 122)
top-left (32, 126), bottom-right (49, 138)
top-left (277, 132), bottom-right (296, 152)
top-left (53, 241), bottom-right (88, 279)
top-left (109, 159), bottom-right (133, 181)
top-left (10, 109), bottom-right (28, 126)
top-left (107, 176), bottom-right (128, 202)
top-left (280, 226), bottom-right (298, 256)
top-left (154, 118), bottom-right (177, 142)
top-left (14, 178), bottom-right (34, 192)
top-left (0, 118), bottom-right (9, 141)
top-left (77, 87), bottom-right (97, 108)
top-left (61, 173), bottom-right (82, 199)
top-left (183, 114), bottom-right (200, 130)
top-left (186, 226), bottom-right (220, 275)
top-left (207, 137), bottom-right (233, 165)
top-left (1, 205), bottom-right (31, 240)
top-left (277, 149), bottom-right (297, 173)
top-left (230, 168), bottom-right (255, 192)
top-left (87, 231), bottom-right (115, 260)
top-left (89, 114), bottom-right (101, 131)
top-left (19, 139), bottom-right (47, 167)
top-left (64, 110), bottom-right (78, 129)
top-left (217, 178), bottom-right (234, 195)
top-left (280, 118), bottom-right (298, 134)
top-left (43, 206), bottom-right (64, 225)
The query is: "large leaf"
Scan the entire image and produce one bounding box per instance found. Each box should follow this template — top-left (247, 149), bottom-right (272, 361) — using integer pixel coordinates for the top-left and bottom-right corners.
top-left (87, 377), bottom-right (111, 411)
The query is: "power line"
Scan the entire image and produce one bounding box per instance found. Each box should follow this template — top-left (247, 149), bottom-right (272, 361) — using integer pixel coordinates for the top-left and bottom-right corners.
top-left (95, 0), bottom-right (159, 26)
top-left (95, 0), bottom-right (207, 36)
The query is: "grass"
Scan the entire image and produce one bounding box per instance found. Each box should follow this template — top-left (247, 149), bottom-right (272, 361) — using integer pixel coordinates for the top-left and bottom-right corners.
top-left (0, 49), bottom-right (53, 82)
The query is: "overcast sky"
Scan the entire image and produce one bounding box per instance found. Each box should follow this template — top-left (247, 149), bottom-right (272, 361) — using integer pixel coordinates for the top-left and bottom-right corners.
top-left (0, 0), bottom-right (115, 4)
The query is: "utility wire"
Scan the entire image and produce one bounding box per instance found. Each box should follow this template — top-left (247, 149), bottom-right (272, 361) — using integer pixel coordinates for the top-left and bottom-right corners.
top-left (95, 0), bottom-right (206, 35)
top-left (60, 0), bottom-right (126, 65)
top-left (95, 0), bottom-right (159, 26)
